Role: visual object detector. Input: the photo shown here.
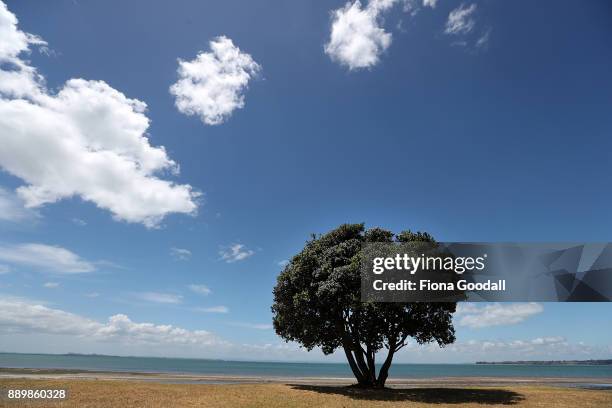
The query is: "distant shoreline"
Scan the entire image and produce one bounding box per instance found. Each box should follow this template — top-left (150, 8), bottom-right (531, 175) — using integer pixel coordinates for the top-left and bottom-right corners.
top-left (476, 360), bottom-right (612, 366)
top-left (3, 352), bottom-right (611, 367)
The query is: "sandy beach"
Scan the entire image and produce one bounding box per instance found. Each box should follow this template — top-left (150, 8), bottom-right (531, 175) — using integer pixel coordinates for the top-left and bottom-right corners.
top-left (1, 368), bottom-right (611, 407)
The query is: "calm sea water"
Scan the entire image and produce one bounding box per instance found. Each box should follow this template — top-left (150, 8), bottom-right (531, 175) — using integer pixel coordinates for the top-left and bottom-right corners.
top-left (1, 353), bottom-right (611, 378)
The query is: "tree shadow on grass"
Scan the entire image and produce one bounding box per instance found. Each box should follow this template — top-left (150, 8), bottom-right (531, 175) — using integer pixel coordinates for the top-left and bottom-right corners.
top-left (289, 385), bottom-right (525, 405)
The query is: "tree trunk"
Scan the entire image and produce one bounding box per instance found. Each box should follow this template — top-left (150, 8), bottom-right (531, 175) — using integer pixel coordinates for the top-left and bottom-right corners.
top-left (366, 345), bottom-right (376, 383)
top-left (343, 346), bottom-right (368, 385)
top-left (376, 347), bottom-right (395, 388)
top-left (353, 347), bottom-right (376, 384)
top-left (343, 344), bottom-right (397, 388)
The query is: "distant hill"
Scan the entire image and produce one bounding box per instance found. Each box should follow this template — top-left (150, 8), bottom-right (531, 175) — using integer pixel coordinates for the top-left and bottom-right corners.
top-left (476, 359), bottom-right (612, 365)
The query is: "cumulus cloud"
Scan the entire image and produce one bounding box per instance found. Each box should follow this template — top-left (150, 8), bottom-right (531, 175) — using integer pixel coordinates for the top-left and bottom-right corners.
top-left (0, 2), bottom-right (44, 59)
top-left (422, 0), bottom-right (437, 8)
top-left (440, 336), bottom-right (597, 358)
top-left (43, 282), bottom-right (59, 289)
top-left (456, 303), bottom-right (544, 329)
top-left (0, 243), bottom-right (95, 273)
top-left (390, 333), bottom-right (612, 363)
top-left (134, 292), bottom-right (183, 304)
top-left (0, 187), bottom-right (38, 222)
top-left (445, 3), bottom-right (477, 35)
top-left (325, 0), bottom-right (396, 70)
top-left (0, 296), bottom-right (608, 362)
top-left (170, 36), bottom-right (261, 126)
top-left (0, 296), bottom-right (103, 336)
top-left (0, 2), bottom-right (46, 99)
top-left (188, 284), bottom-right (211, 296)
top-left (219, 243), bottom-right (254, 263)
top-left (195, 306), bottom-right (229, 313)
top-left (170, 247), bottom-right (192, 261)
top-left (0, 1), bottom-right (199, 228)
top-left (0, 297), bottom-right (315, 359)
top-left (96, 314), bottom-right (223, 346)
top-left (0, 296), bottom-right (224, 347)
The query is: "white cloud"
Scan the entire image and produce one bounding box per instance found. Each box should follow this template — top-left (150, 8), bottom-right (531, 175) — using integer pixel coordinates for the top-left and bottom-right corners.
top-left (0, 2), bottom-right (46, 99)
top-left (71, 218), bottom-right (87, 226)
top-left (445, 3), bottom-right (477, 35)
top-left (456, 303), bottom-right (544, 329)
top-left (188, 284), bottom-right (211, 296)
top-left (0, 296), bottom-right (104, 336)
top-left (134, 292), bottom-right (183, 304)
top-left (0, 243), bottom-right (95, 273)
top-left (0, 296), bottom-right (608, 362)
top-left (219, 243), bottom-right (254, 263)
top-left (277, 259), bottom-right (289, 268)
top-left (170, 247), bottom-right (192, 261)
top-left (43, 282), bottom-right (59, 289)
top-left (444, 337), bottom-right (576, 356)
top-left (195, 306), bottom-right (229, 313)
top-left (0, 187), bottom-right (38, 222)
top-left (325, 1), bottom-right (396, 70)
top-left (96, 314), bottom-right (223, 346)
top-left (0, 297), bottom-right (312, 359)
top-left (0, 2), bottom-right (45, 61)
top-left (422, 0), bottom-right (437, 8)
top-left (399, 334), bottom-right (611, 362)
top-left (476, 27), bottom-right (491, 49)
top-left (170, 36), bottom-right (261, 126)
top-left (0, 1), bottom-right (199, 228)
top-left (0, 296), bottom-right (224, 347)
top-left (384, 330), bottom-right (612, 363)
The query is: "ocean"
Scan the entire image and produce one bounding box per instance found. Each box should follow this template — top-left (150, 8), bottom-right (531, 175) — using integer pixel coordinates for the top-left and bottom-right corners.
top-left (1, 353), bottom-right (611, 378)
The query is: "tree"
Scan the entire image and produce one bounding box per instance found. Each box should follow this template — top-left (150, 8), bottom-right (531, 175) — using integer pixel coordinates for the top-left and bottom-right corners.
top-left (271, 223), bottom-right (456, 388)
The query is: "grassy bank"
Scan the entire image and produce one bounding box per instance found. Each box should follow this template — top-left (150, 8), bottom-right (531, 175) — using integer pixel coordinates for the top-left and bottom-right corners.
top-left (0, 379), bottom-right (610, 407)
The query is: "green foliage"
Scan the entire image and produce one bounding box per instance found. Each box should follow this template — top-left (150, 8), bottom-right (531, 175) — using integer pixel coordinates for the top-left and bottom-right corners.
top-left (271, 223), bottom-right (456, 387)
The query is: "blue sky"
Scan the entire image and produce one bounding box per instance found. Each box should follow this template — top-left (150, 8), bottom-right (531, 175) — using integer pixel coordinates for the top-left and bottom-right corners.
top-left (0, 0), bottom-right (611, 362)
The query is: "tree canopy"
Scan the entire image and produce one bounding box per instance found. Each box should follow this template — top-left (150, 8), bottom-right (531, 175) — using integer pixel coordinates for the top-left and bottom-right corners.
top-left (272, 223), bottom-right (456, 387)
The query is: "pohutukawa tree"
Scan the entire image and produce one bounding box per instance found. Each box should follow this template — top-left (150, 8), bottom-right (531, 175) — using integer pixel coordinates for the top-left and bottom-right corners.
top-left (271, 223), bottom-right (457, 388)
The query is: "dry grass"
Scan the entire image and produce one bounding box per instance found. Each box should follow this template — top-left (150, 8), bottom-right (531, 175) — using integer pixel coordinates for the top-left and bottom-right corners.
top-left (0, 379), bottom-right (610, 408)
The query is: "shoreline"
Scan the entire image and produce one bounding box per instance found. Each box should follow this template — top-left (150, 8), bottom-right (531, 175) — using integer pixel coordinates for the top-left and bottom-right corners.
top-left (2, 367), bottom-right (611, 388)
